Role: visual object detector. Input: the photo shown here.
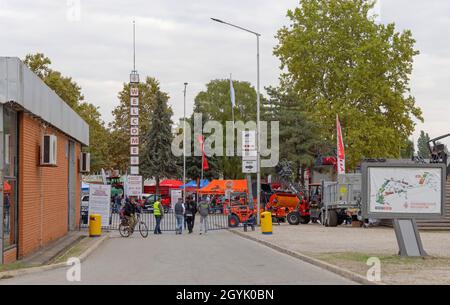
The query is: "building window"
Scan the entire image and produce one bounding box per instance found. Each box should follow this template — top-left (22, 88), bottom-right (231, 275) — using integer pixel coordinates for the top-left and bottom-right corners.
top-left (3, 107), bottom-right (18, 249)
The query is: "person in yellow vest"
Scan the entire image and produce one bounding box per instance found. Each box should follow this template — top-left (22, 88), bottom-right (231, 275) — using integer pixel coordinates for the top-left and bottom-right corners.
top-left (153, 197), bottom-right (164, 234)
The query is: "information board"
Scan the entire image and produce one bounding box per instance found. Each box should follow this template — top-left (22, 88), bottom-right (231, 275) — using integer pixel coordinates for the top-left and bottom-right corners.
top-left (362, 163), bottom-right (445, 219)
top-left (88, 184), bottom-right (111, 227)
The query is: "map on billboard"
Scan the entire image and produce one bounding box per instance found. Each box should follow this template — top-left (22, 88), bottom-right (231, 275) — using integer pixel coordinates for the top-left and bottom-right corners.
top-left (369, 167), bottom-right (442, 214)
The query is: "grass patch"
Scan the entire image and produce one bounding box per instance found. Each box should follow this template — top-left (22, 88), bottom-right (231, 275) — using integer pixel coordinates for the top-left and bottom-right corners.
top-left (315, 252), bottom-right (432, 265)
top-left (0, 262), bottom-right (31, 273)
top-left (52, 237), bottom-right (88, 264)
top-left (311, 252), bottom-right (450, 284)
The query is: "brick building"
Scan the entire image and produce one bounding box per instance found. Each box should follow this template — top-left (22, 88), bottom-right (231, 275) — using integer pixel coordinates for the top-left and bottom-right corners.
top-left (0, 57), bottom-right (89, 264)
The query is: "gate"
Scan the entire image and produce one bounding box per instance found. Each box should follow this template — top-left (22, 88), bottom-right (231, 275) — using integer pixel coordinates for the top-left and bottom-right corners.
top-left (81, 207), bottom-right (232, 232)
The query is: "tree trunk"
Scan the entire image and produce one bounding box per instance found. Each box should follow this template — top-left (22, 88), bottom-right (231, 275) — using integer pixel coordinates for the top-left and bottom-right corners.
top-left (300, 166), bottom-right (305, 188)
top-left (156, 176), bottom-right (160, 196)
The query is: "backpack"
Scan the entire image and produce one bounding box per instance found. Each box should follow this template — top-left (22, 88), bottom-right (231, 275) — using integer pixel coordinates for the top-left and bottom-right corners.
top-left (199, 202), bottom-right (209, 217)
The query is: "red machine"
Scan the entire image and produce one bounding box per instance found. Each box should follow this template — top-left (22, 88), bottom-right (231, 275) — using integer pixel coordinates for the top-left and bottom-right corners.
top-left (266, 192), bottom-right (311, 225)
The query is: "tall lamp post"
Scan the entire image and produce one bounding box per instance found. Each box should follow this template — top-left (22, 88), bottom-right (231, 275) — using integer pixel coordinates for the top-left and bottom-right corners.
top-left (211, 18), bottom-right (262, 225)
top-left (183, 82), bottom-right (188, 205)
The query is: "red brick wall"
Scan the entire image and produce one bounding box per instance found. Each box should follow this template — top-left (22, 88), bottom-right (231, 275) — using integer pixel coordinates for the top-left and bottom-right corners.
top-left (3, 248), bottom-right (17, 265)
top-left (17, 113), bottom-right (82, 259)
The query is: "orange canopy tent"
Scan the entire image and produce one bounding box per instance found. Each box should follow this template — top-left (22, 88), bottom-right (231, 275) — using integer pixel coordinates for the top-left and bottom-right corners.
top-left (197, 180), bottom-right (247, 195)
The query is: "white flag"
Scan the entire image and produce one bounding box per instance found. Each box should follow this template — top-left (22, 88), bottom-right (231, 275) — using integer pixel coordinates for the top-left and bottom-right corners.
top-left (230, 74), bottom-right (236, 108)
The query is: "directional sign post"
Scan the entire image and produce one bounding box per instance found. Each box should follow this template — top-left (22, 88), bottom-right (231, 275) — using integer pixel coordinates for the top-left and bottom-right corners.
top-left (242, 131), bottom-right (257, 174)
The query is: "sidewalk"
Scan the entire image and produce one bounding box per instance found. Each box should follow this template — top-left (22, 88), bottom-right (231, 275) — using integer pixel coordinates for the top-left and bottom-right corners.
top-left (232, 223), bottom-right (450, 285)
top-left (1, 231), bottom-right (108, 278)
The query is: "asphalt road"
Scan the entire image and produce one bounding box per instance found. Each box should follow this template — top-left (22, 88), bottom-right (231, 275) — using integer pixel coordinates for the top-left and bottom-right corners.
top-left (0, 230), bottom-right (354, 285)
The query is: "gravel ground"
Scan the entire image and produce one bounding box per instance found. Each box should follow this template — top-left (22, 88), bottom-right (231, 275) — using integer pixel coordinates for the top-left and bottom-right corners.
top-left (238, 223), bottom-right (450, 284)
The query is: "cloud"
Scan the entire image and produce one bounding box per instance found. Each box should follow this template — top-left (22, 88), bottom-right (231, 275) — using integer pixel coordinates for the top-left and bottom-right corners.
top-left (0, 0), bottom-right (448, 147)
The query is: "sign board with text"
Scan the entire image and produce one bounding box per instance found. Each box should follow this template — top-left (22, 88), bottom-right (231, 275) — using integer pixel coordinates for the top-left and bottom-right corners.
top-left (171, 189), bottom-right (183, 209)
top-left (242, 160), bottom-right (258, 174)
top-left (362, 162), bottom-right (446, 219)
top-left (242, 131), bottom-right (256, 151)
top-left (127, 175), bottom-right (143, 197)
top-left (88, 184), bottom-right (111, 227)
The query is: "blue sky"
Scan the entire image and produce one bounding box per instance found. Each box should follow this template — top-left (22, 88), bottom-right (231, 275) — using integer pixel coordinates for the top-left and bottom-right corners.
top-left (1, 0), bottom-right (449, 147)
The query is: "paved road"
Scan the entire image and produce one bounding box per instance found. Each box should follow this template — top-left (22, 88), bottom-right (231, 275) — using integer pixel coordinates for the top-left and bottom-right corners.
top-left (0, 230), bottom-right (354, 285)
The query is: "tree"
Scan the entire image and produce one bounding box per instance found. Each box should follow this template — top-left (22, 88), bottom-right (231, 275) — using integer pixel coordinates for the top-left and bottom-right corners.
top-left (194, 79), bottom-right (259, 178)
top-left (76, 103), bottom-right (111, 172)
top-left (141, 87), bottom-right (180, 194)
top-left (24, 53), bottom-right (111, 172)
top-left (24, 53), bottom-right (84, 109)
top-left (417, 131), bottom-right (431, 159)
top-left (265, 86), bottom-right (328, 185)
top-left (274, 0), bottom-right (423, 169)
top-left (174, 118), bottom-right (220, 182)
top-left (109, 77), bottom-right (161, 172)
top-left (400, 139), bottom-right (414, 159)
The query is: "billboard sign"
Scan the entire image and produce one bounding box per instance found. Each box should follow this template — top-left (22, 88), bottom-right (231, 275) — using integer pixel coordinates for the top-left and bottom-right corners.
top-left (362, 162), bottom-right (446, 219)
top-left (88, 184), bottom-right (111, 227)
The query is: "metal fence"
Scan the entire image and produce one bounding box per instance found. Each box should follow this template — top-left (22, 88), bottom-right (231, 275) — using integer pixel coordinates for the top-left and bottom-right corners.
top-left (81, 208), bottom-right (232, 232)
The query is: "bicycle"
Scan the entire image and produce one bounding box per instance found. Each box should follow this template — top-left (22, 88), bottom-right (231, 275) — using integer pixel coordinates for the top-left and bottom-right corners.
top-left (119, 211), bottom-right (149, 238)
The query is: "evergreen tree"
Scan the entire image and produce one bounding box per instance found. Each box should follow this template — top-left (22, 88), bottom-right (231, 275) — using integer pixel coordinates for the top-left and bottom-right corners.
top-left (417, 131), bottom-right (431, 159)
top-left (141, 88), bottom-right (180, 194)
top-left (265, 86), bottom-right (328, 185)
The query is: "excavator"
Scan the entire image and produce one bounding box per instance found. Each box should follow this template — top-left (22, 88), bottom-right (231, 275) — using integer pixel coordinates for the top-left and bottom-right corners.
top-left (266, 160), bottom-right (312, 225)
top-left (427, 133), bottom-right (450, 175)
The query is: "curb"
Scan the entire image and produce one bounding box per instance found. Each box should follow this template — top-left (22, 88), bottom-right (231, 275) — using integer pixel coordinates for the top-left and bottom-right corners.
top-left (229, 229), bottom-right (384, 285)
top-left (0, 234), bottom-right (109, 280)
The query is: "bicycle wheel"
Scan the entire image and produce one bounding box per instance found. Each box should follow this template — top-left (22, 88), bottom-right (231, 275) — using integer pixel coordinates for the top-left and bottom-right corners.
top-left (139, 221), bottom-right (149, 238)
top-left (119, 224), bottom-right (131, 237)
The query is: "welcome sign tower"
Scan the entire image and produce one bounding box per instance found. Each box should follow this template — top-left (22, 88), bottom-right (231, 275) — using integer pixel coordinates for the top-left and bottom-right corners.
top-left (129, 21), bottom-right (140, 176)
top-left (126, 21), bottom-right (143, 197)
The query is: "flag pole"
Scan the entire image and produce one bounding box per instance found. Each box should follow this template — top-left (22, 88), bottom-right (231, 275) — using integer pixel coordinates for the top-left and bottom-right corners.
top-left (230, 74), bottom-right (235, 145)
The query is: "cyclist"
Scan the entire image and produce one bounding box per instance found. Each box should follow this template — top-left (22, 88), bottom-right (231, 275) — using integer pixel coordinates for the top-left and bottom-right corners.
top-left (123, 196), bottom-right (138, 232)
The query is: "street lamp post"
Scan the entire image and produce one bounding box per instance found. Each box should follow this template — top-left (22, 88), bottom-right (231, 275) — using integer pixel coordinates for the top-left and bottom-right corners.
top-left (183, 82), bottom-right (188, 205)
top-left (211, 18), bottom-right (262, 225)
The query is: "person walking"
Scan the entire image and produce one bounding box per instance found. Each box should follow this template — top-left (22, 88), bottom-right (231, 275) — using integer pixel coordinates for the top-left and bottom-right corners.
top-left (174, 198), bottom-right (185, 235)
top-left (190, 197), bottom-right (197, 231)
top-left (184, 200), bottom-right (196, 234)
top-left (198, 199), bottom-right (210, 235)
top-left (153, 197), bottom-right (164, 235)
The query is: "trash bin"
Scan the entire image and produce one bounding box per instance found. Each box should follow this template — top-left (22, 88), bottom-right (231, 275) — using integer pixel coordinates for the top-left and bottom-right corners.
top-left (89, 214), bottom-right (102, 237)
top-left (260, 211), bottom-right (273, 235)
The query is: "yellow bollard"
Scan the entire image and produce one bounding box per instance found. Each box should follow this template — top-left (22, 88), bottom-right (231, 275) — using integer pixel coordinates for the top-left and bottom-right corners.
top-left (89, 214), bottom-right (102, 237)
top-left (260, 211), bottom-right (273, 235)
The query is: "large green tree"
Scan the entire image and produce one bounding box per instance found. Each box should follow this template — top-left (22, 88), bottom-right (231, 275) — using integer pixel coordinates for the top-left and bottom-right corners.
top-left (194, 79), bottom-right (259, 178)
top-left (24, 53), bottom-right (111, 172)
top-left (109, 77), bottom-right (162, 172)
top-left (274, 0), bottom-right (423, 169)
top-left (141, 87), bottom-right (180, 194)
top-left (174, 118), bottom-right (221, 183)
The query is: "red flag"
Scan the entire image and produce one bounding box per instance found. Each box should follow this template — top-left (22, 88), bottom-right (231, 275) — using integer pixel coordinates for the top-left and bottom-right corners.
top-left (336, 115), bottom-right (346, 175)
top-left (197, 135), bottom-right (209, 171)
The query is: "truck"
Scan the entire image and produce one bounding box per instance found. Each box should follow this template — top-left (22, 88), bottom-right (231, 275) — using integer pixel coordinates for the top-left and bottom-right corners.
top-left (319, 173), bottom-right (362, 227)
